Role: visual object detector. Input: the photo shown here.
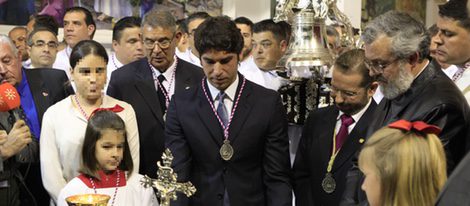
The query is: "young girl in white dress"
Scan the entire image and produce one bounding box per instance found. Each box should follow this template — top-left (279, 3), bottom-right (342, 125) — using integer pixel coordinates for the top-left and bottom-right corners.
top-left (57, 110), bottom-right (158, 206)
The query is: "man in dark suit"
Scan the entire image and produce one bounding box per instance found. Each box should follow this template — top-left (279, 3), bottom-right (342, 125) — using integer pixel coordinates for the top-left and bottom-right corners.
top-left (107, 9), bottom-right (204, 178)
top-left (0, 34), bottom-right (73, 206)
top-left (294, 49), bottom-right (377, 206)
top-left (165, 16), bottom-right (292, 206)
top-left (340, 11), bottom-right (470, 206)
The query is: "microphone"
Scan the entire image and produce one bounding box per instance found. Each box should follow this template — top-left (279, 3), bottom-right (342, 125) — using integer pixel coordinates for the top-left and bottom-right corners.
top-left (0, 83), bottom-right (21, 121)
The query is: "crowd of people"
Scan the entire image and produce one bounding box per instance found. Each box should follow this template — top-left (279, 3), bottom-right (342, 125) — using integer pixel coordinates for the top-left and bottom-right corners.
top-left (0, 0), bottom-right (470, 205)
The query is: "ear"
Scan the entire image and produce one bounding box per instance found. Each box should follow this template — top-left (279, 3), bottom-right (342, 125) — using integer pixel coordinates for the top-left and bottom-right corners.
top-left (368, 81), bottom-right (379, 98)
top-left (407, 52), bottom-right (420, 66)
top-left (280, 40), bottom-right (288, 53)
top-left (174, 31), bottom-right (182, 43)
top-left (27, 45), bottom-right (32, 56)
top-left (112, 40), bottom-right (119, 51)
top-left (87, 24), bottom-right (96, 38)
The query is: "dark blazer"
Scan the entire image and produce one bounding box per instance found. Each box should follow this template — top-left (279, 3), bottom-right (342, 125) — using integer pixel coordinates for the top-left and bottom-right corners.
top-left (340, 61), bottom-right (470, 206)
top-left (435, 150), bottom-right (470, 206)
top-left (107, 57), bottom-right (204, 178)
top-left (165, 75), bottom-right (292, 206)
top-left (294, 102), bottom-right (376, 206)
top-left (15, 68), bottom-right (72, 206)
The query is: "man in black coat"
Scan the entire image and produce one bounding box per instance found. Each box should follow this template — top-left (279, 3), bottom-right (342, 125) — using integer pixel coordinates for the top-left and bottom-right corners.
top-left (107, 9), bottom-right (204, 178)
top-left (165, 16), bottom-right (292, 206)
top-left (0, 35), bottom-right (73, 206)
top-left (340, 11), bottom-right (470, 206)
top-left (294, 49), bottom-right (378, 206)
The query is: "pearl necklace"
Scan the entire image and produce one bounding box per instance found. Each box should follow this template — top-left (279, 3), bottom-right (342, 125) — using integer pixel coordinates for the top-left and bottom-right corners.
top-left (73, 95), bottom-right (103, 120)
top-left (89, 170), bottom-right (120, 206)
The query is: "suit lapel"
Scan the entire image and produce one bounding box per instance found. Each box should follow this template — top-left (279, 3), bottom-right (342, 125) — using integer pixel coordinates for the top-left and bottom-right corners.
top-left (134, 60), bottom-right (165, 126)
top-left (24, 70), bottom-right (50, 125)
top-left (333, 102), bottom-right (377, 172)
top-left (319, 107), bottom-right (338, 168)
top-left (174, 58), bottom-right (196, 92)
top-left (197, 80), bottom-right (224, 146)
top-left (228, 76), bottom-right (252, 144)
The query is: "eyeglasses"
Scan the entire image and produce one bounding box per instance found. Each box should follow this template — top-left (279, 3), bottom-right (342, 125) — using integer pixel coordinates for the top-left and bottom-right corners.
top-left (31, 41), bottom-right (58, 49)
top-left (143, 34), bottom-right (175, 50)
top-left (365, 58), bottom-right (400, 73)
top-left (330, 86), bottom-right (361, 99)
top-left (253, 41), bottom-right (273, 50)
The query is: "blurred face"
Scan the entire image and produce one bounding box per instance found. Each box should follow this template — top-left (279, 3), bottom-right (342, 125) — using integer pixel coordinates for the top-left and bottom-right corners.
top-left (95, 129), bottom-right (125, 172)
top-left (142, 25), bottom-right (179, 72)
top-left (28, 31), bottom-right (58, 68)
top-left (201, 49), bottom-right (238, 91)
top-left (113, 27), bottom-right (144, 65)
top-left (435, 16), bottom-right (470, 66)
top-left (361, 161), bottom-right (382, 206)
top-left (236, 23), bottom-right (253, 59)
top-left (330, 68), bottom-right (375, 115)
top-left (64, 11), bottom-right (94, 48)
top-left (188, 18), bottom-right (206, 54)
top-left (8, 28), bottom-right (28, 61)
top-left (252, 31), bottom-right (286, 71)
top-left (365, 35), bottom-right (413, 99)
top-left (71, 54), bottom-right (107, 101)
top-left (0, 42), bottom-right (22, 85)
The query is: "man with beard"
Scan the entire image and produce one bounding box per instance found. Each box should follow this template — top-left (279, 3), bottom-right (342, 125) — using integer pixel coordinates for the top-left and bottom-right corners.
top-left (340, 11), bottom-right (470, 205)
top-left (293, 49), bottom-right (377, 206)
top-left (107, 9), bottom-right (203, 178)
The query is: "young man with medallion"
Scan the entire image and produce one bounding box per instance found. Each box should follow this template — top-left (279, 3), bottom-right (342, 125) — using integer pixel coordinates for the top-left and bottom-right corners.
top-left (165, 16), bottom-right (292, 206)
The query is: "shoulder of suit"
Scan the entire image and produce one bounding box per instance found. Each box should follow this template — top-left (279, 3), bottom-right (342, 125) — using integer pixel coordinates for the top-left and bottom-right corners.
top-left (177, 58), bottom-right (204, 75)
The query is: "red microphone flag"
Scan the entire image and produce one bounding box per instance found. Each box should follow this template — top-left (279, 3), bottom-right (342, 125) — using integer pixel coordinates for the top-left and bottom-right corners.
top-left (0, 83), bottom-right (20, 112)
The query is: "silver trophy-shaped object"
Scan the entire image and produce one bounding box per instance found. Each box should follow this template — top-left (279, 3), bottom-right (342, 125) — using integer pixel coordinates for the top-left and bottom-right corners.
top-left (327, 0), bottom-right (356, 49)
top-left (141, 149), bottom-right (196, 206)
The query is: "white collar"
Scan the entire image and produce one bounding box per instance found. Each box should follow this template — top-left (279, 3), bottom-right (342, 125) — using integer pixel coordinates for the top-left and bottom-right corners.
top-left (150, 56), bottom-right (178, 80)
top-left (207, 75), bottom-right (239, 102)
top-left (337, 99), bottom-right (372, 123)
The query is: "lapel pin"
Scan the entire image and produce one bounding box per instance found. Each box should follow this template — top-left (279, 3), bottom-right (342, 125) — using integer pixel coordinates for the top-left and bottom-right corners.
top-left (359, 138), bottom-right (365, 144)
top-left (42, 92), bottom-right (49, 97)
top-left (185, 86), bottom-right (190, 90)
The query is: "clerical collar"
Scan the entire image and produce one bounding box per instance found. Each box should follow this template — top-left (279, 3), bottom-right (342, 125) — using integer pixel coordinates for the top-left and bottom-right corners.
top-left (207, 75), bottom-right (239, 102)
top-left (150, 55), bottom-right (177, 81)
top-left (337, 99), bottom-right (372, 123)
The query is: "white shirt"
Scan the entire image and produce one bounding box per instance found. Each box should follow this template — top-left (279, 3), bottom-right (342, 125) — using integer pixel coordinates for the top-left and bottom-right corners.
top-left (58, 172), bottom-right (158, 206)
top-left (53, 46), bottom-right (72, 78)
top-left (454, 63), bottom-right (470, 105)
top-left (106, 52), bottom-right (123, 91)
top-left (443, 64), bottom-right (459, 79)
top-left (40, 95), bottom-right (140, 203)
top-left (150, 56), bottom-right (178, 99)
top-left (22, 58), bottom-right (32, 68)
top-left (178, 49), bottom-right (201, 67)
top-left (238, 56), bottom-right (285, 91)
top-left (207, 75), bottom-right (239, 116)
top-left (334, 99), bottom-right (372, 134)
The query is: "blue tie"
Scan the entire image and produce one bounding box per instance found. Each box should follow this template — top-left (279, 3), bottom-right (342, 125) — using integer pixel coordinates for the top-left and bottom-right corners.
top-left (217, 91), bottom-right (229, 127)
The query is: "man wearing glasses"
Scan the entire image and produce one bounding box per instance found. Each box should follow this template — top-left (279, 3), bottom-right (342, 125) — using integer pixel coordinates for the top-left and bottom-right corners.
top-left (107, 9), bottom-right (203, 179)
top-left (293, 49), bottom-right (377, 206)
top-left (26, 28), bottom-right (59, 69)
top-left (340, 11), bottom-right (470, 205)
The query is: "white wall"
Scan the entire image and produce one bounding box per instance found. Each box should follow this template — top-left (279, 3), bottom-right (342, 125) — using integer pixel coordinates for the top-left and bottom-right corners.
top-left (223, 0), bottom-right (272, 22)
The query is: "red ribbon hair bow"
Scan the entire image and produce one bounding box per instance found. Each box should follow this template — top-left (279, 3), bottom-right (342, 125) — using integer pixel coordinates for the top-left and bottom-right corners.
top-left (388, 120), bottom-right (441, 136)
top-left (89, 104), bottom-right (125, 119)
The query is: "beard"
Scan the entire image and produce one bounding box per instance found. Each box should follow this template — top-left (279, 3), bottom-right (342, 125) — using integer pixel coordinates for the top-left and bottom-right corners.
top-left (380, 62), bottom-right (414, 99)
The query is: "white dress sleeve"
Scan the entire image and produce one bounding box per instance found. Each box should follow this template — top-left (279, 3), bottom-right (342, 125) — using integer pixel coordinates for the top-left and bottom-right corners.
top-left (57, 178), bottom-right (90, 206)
top-left (120, 102), bottom-right (140, 173)
top-left (40, 106), bottom-right (68, 203)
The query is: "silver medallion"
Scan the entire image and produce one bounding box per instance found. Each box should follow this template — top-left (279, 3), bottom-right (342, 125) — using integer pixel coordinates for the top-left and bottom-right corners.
top-left (220, 140), bottom-right (234, 161)
top-left (321, 173), bottom-right (336, 194)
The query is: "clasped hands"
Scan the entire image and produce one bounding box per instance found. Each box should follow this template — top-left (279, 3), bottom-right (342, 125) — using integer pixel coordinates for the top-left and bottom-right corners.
top-left (0, 120), bottom-right (32, 159)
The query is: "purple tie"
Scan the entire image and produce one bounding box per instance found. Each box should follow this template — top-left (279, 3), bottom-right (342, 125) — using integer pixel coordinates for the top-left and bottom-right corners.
top-left (336, 114), bottom-right (354, 151)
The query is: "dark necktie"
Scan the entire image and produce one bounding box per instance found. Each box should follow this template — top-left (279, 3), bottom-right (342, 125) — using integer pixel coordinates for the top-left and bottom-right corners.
top-left (216, 91), bottom-right (229, 127)
top-left (335, 114), bottom-right (354, 151)
top-left (157, 75), bottom-right (167, 113)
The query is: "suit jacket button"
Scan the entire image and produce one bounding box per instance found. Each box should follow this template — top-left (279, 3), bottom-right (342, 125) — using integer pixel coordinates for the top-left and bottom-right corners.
top-left (217, 194), bottom-right (223, 199)
top-left (223, 167), bottom-right (227, 174)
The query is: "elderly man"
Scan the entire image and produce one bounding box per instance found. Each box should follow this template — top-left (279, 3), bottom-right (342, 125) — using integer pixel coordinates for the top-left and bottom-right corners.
top-left (434, 0), bottom-right (470, 104)
top-left (107, 9), bottom-right (203, 178)
top-left (0, 34), bottom-right (72, 206)
top-left (26, 28), bottom-right (59, 69)
top-left (340, 11), bottom-right (470, 205)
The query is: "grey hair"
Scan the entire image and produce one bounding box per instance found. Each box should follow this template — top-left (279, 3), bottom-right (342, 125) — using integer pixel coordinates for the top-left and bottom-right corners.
top-left (0, 34), bottom-right (18, 58)
top-left (362, 11), bottom-right (430, 62)
top-left (142, 9), bottom-right (176, 33)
